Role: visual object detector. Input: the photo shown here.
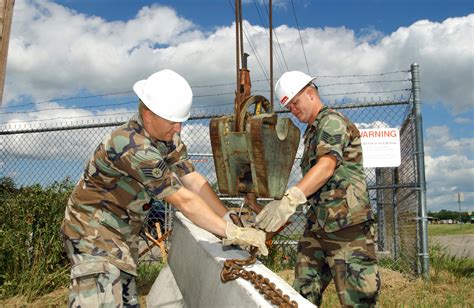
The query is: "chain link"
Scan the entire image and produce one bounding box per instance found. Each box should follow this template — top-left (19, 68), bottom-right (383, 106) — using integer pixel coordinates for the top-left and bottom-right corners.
top-left (221, 251), bottom-right (298, 308)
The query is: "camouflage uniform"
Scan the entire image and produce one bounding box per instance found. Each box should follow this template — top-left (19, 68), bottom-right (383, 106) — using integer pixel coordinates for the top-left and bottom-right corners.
top-left (293, 106), bottom-right (381, 307)
top-left (61, 113), bottom-right (195, 307)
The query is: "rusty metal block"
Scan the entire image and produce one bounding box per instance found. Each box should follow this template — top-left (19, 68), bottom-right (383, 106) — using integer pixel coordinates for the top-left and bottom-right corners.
top-left (210, 98), bottom-right (300, 198)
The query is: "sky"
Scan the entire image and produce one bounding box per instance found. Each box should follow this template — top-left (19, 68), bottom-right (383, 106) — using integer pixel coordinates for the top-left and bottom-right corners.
top-left (1, 0), bottom-right (473, 212)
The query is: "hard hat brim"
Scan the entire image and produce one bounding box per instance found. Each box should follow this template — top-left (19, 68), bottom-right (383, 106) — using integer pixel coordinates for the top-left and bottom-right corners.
top-left (281, 76), bottom-right (317, 107)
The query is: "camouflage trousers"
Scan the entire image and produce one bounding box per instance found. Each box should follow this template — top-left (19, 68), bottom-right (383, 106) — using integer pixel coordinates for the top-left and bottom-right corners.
top-left (64, 239), bottom-right (139, 307)
top-left (293, 221), bottom-right (381, 307)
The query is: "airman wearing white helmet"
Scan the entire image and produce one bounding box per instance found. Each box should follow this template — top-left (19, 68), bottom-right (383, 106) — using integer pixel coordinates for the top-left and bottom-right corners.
top-left (257, 71), bottom-right (380, 306)
top-left (62, 69), bottom-right (268, 307)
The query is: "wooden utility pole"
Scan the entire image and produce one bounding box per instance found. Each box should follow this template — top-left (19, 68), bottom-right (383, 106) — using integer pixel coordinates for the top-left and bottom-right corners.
top-left (0, 0), bottom-right (14, 106)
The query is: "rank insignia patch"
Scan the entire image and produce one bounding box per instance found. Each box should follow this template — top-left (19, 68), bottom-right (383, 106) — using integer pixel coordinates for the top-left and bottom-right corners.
top-left (142, 160), bottom-right (167, 179)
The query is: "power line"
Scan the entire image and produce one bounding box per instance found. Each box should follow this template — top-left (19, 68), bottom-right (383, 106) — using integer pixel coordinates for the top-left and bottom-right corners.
top-left (253, 0), bottom-right (289, 74)
top-left (252, 0), bottom-right (284, 74)
top-left (290, 0), bottom-right (310, 75)
top-left (226, 0), bottom-right (269, 81)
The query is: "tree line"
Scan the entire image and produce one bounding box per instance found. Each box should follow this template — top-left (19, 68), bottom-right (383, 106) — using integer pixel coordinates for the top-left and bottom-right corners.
top-left (428, 210), bottom-right (472, 223)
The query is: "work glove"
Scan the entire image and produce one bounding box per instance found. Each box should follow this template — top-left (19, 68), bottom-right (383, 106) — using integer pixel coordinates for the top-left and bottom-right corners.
top-left (255, 186), bottom-right (307, 232)
top-left (222, 222), bottom-right (268, 256)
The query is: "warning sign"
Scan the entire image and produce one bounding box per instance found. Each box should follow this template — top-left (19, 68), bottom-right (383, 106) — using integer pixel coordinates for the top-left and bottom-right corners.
top-left (360, 128), bottom-right (401, 168)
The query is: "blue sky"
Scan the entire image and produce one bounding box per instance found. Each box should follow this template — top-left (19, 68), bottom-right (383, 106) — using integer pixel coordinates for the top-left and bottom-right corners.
top-left (54, 0), bottom-right (472, 33)
top-left (1, 0), bottom-right (473, 212)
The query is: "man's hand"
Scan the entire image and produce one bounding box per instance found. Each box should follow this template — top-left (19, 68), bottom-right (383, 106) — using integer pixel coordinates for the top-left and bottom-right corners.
top-left (222, 222), bottom-right (268, 256)
top-left (255, 186), bottom-right (307, 232)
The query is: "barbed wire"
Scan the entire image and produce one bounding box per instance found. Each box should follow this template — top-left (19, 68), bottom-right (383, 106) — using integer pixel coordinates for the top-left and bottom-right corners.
top-left (317, 70), bottom-right (410, 78)
top-left (322, 88), bottom-right (411, 97)
top-left (0, 70), bottom-right (411, 111)
top-left (0, 86), bottom-right (411, 116)
top-left (0, 87), bottom-right (411, 117)
top-left (0, 78), bottom-right (411, 115)
top-left (0, 91), bottom-right (134, 110)
top-left (0, 101), bottom-right (137, 115)
top-left (1, 91), bottom-right (412, 126)
top-left (0, 111), bottom-right (135, 125)
top-left (318, 79), bottom-right (411, 87)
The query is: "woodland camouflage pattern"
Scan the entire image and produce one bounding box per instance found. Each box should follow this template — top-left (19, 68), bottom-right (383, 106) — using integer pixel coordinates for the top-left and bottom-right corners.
top-left (61, 113), bottom-right (195, 276)
top-left (65, 249), bottom-right (139, 307)
top-left (294, 222), bottom-right (381, 306)
top-left (300, 105), bottom-right (373, 233)
top-left (295, 105), bottom-right (380, 306)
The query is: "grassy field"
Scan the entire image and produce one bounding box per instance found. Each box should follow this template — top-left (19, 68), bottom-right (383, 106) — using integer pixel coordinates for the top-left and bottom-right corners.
top-left (279, 267), bottom-right (474, 307)
top-left (2, 266), bottom-right (472, 308)
top-left (428, 223), bottom-right (474, 236)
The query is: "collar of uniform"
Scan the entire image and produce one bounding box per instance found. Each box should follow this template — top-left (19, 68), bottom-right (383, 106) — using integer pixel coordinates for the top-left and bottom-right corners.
top-left (130, 112), bottom-right (176, 149)
top-left (129, 113), bottom-right (149, 137)
top-left (303, 105), bottom-right (329, 139)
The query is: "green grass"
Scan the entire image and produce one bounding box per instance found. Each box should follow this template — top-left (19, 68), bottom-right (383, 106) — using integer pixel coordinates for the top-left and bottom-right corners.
top-left (430, 244), bottom-right (474, 278)
top-left (136, 261), bottom-right (166, 296)
top-left (281, 244), bottom-right (474, 308)
top-left (428, 223), bottom-right (474, 236)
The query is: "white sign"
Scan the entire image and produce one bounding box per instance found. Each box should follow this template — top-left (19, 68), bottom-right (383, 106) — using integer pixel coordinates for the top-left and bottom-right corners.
top-left (360, 128), bottom-right (401, 168)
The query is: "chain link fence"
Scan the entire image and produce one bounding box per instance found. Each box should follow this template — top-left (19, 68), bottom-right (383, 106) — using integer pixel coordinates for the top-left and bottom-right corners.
top-left (0, 64), bottom-right (428, 277)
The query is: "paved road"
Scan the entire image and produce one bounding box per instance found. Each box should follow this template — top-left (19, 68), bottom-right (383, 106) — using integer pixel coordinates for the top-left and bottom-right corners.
top-left (430, 235), bottom-right (474, 259)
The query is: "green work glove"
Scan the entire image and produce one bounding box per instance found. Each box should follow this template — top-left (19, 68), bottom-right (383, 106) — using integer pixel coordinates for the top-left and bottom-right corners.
top-left (222, 222), bottom-right (268, 256)
top-left (255, 186), bottom-right (307, 232)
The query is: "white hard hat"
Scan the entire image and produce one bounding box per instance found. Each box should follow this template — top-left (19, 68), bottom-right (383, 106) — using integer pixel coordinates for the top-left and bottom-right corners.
top-left (133, 69), bottom-right (193, 122)
top-left (275, 71), bottom-right (316, 107)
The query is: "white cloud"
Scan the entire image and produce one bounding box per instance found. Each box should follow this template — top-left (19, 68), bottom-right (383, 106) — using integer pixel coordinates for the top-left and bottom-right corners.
top-left (5, 2), bottom-right (473, 115)
top-left (5, 1), bottom-right (203, 103)
top-left (454, 116), bottom-right (473, 125)
top-left (424, 125), bottom-right (474, 212)
top-left (425, 125), bottom-right (474, 157)
top-left (378, 17), bottom-right (474, 113)
top-left (425, 154), bottom-right (474, 212)
top-left (356, 120), bottom-right (391, 129)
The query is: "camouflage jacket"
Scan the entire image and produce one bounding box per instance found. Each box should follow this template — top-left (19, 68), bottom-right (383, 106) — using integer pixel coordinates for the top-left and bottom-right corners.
top-left (300, 106), bottom-right (372, 233)
top-left (61, 113), bottom-right (194, 275)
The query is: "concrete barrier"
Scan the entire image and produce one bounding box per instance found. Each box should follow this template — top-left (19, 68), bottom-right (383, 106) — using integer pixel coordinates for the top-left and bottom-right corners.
top-left (147, 212), bottom-right (315, 308)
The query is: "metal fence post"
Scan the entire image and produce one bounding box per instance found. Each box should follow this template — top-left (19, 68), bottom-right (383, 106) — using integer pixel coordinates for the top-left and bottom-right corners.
top-left (375, 168), bottom-right (384, 252)
top-left (411, 63), bottom-right (430, 278)
top-left (391, 168), bottom-right (398, 259)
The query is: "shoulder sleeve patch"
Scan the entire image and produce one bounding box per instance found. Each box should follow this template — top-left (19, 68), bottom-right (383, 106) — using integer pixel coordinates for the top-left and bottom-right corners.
top-left (142, 160), bottom-right (168, 179)
top-left (322, 131), bottom-right (342, 145)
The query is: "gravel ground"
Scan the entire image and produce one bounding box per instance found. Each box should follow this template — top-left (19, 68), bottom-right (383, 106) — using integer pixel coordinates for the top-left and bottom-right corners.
top-left (430, 235), bottom-right (474, 259)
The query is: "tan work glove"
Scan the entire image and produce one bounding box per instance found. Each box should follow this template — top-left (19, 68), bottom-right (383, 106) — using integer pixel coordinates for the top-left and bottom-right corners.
top-left (222, 222), bottom-right (268, 256)
top-left (255, 186), bottom-right (307, 232)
